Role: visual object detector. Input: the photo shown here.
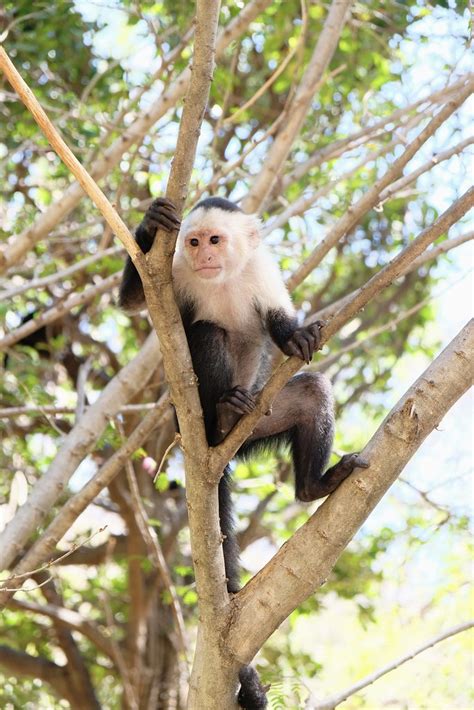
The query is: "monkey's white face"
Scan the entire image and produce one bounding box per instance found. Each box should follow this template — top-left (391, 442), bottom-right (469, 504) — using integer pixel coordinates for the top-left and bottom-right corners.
top-left (177, 207), bottom-right (262, 282)
top-left (184, 230), bottom-right (227, 280)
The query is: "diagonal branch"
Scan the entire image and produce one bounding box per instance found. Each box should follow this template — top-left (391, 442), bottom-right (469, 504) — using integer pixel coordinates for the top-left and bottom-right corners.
top-left (310, 621), bottom-right (474, 710)
top-left (316, 230), bottom-right (474, 323)
top-left (226, 319), bottom-right (474, 660)
top-left (0, 394), bottom-right (172, 606)
top-left (0, 0), bottom-right (273, 275)
top-left (242, 0), bottom-right (353, 213)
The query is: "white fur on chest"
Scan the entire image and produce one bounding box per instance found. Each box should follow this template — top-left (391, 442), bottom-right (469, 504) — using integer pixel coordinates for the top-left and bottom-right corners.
top-left (192, 277), bottom-right (260, 332)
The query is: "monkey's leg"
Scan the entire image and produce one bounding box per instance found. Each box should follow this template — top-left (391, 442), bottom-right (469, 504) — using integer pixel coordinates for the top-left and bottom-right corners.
top-left (247, 372), bottom-right (368, 502)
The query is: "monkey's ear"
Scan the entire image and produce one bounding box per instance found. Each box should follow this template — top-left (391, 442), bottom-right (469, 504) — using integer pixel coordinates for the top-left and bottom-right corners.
top-left (246, 214), bottom-right (262, 246)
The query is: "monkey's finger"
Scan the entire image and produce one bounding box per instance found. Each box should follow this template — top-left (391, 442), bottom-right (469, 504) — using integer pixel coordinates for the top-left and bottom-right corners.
top-left (231, 387), bottom-right (256, 407)
top-left (147, 214), bottom-right (180, 232)
top-left (224, 390), bottom-right (256, 412)
top-left (292, 331), bottom-right (312, 363)
top-left (151, 197), bottom-right (178, 211)
top-left (283, 339), bottom-right (303, 360)
top-left (159, 207), bottom-right (181, 226)
top-left (224, 397), bottom-right (254, 414)
top-left (148, 205), bottom-right (181, 224)
top-left (306, 325), bottom-right (322, 351)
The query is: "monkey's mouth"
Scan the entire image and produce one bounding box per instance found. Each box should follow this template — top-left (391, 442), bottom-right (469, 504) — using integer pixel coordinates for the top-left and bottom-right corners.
top-left (195, 266), bottom-right (222, 278)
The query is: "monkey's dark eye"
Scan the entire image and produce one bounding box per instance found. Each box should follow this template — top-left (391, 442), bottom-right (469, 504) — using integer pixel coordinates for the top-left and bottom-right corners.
top-left (210, 235), bottom-right (220, 244)
top-left (190, 238), bottom-right (199, 247)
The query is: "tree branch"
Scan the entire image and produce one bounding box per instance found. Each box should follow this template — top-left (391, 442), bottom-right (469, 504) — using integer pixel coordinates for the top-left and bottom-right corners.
top-left (310, 621), bottom-right (474, 710)
top-left (0, 337), bottom-right (163, 574)
top-left (0, 273), bottom-right (121, 350)
top-left (226, 320), bottom-right (474, 660)
top-left (278, 73), bottom-right (472, 194)
top-left (0, 645), bottom-right (71, 702)
top-left (242, 0), bottom-right (353, 213)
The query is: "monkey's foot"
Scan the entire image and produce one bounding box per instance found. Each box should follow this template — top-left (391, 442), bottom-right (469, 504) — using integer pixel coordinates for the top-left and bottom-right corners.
top-left (144, 197), bottom-right (181, 232)
top-left (281, 321), bottom-right (324, 364)
top-left (216, 388), bottom-right (256, 441)
top-left (296, 453), bottom-right (369, 502)
top-left (219, 386), bottom-right (256, 415)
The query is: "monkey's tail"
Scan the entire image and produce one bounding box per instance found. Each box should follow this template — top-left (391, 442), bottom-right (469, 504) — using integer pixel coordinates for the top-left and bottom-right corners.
top-left (237, 665), bottom-right (268, 709)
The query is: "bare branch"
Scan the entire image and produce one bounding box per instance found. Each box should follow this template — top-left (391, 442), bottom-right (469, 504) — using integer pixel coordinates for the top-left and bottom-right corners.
top-left (378, 136), bottom-right (474, 203)
top-left (226, 320), bottom-right (474, 659)
top-left (0, 401), bottom-right (168, 418)
top-left (0, 47), bottom-right (138, 259)
top-left (0, 245), bottom-right (122, 300)
top-left (118, 421), bottom-right (188, 661)
top-left (0, 396), bottom-right (172, 606)
top-left (316, 231), bottom-right (474, 323)
top-left (264, 135), bottom-right (403, 235)
top-left (279, 73), bottom-right (472, 194)
top-left (310, 621), bottom-right (474, 710)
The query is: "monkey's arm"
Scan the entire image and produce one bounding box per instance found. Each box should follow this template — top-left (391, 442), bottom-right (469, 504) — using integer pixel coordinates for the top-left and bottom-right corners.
top-left (118, 198), bottom-right (180, 313)
top-left (266, 309), bottom-right (322, 364)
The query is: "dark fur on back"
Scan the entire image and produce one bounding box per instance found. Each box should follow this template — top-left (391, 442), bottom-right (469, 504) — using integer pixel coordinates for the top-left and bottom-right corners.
top-left (192, 196), bottom-right (242, 213)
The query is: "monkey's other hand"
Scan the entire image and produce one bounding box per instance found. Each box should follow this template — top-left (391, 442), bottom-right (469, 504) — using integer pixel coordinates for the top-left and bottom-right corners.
top-left (281, 321), bottom-right (323, 364)
top-left (143, 198), bottom-right (181, 233)
top-left (218, 386), bottom-right (257, 415)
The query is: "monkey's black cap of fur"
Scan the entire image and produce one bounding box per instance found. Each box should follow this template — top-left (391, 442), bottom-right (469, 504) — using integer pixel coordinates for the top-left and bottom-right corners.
top-left (193, 197), bottom-right (242, 213)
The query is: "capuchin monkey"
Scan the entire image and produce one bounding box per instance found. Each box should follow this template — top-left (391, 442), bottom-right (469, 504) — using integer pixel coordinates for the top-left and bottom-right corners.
top-left (119, 196), bottom-right (367, 710)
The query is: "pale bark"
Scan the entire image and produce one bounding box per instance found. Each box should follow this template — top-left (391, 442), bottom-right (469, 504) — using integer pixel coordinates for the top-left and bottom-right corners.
top-left (226, 320), bottom-right (474, 660)
top-left (278, 73), bottom-right (472, 194)
top-left (316, 230), bottom-right (474, 323)
top-left (264, 136), bottom-right (403, 235)
top-left (0, 244), bottom-right (121, 300)
top-left (0, 46), bottom-right (138, 259)
top-left (0, 394), bottom-right (171, 606)
top-left (242, 0), bottom-right (353, 213)
top-left (378, 135), bottom-right (474, 203)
